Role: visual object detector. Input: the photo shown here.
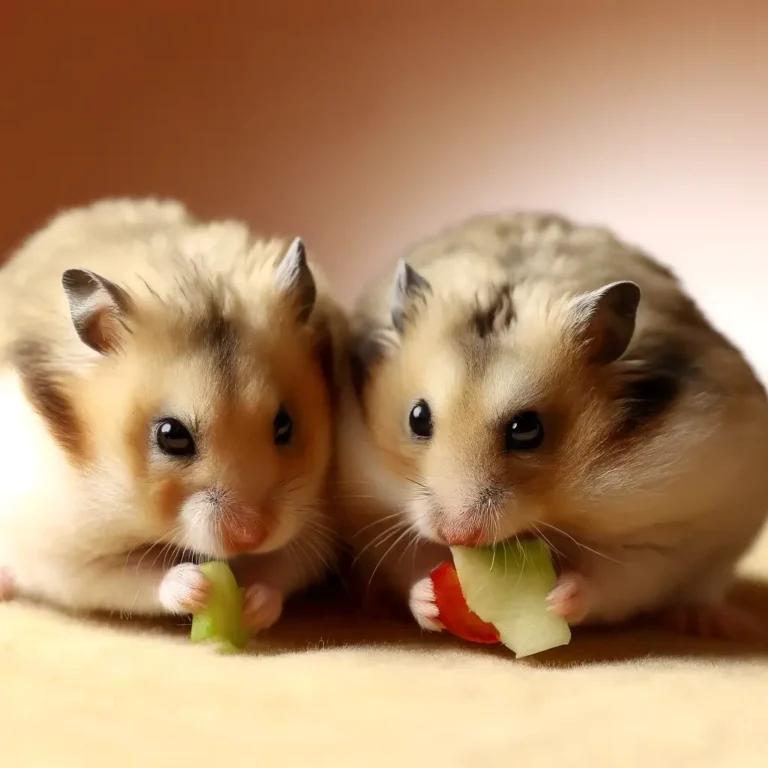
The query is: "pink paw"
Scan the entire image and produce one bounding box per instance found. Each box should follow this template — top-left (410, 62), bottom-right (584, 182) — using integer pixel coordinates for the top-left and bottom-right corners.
top-left (659, 602), bottom-right (766, 642)
top-left (158, 563), bottom-right (211, 615)
top-left (409, 577), bottom-right (444, 632)
top-left (547, 571), bottom-right (589, 626)
top-left (0, 567), bottom-right (14, 601)
top-left (242, 584), bottom-right (283, 634)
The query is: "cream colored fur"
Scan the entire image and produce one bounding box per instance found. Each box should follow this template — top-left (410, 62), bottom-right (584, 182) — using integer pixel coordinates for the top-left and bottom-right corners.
top-left (0, 199), bottom-right (343, 627)
top-left (338, 211), bottom-right (768, 630)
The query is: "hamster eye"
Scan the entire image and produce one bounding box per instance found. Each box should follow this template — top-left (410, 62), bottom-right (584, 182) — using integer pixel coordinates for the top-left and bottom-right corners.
top-left (156, 418), bottom-right (196, 457)
top-left (409, 400), bottom-right (433, 439)
top-left (273, 404), bottom-right (293, 446)
top-left (505, 412), bottom-right (544, 451)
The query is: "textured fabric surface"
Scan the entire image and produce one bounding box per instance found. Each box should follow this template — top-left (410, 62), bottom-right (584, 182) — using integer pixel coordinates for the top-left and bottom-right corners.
top-left (3, 534), bottom-right (768, 767)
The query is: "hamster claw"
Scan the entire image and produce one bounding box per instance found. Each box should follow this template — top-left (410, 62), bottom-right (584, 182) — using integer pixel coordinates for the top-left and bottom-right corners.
top-left (546, 571), bottom-right (589, 626)
top-left (409, 576), bottom-right (445, 632)
top-left (241, 583), bottom-right (283, 634)
top-left (158, 563), bottom-right (211, 615)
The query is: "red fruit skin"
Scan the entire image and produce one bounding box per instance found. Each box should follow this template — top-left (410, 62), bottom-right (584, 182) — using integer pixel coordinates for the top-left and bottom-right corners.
top-left (430, 561), bottom-right (500, 644)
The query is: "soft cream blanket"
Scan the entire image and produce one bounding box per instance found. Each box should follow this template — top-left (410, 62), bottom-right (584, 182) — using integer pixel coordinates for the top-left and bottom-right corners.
top-left (3, 534), bottom-right (768, 768)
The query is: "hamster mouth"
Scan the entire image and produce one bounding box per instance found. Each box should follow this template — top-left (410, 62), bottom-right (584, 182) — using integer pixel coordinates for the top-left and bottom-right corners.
top-left (437, 526), bottom-right (537, 548)
top-left (222, 524), bottom-right (268, 555)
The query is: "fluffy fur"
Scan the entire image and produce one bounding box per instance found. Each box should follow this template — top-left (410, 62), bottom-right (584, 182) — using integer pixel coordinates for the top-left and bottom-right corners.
top-left (0, 198), bottom-right (344, 632)
top-left (338, 211), bottom-right (768, 635)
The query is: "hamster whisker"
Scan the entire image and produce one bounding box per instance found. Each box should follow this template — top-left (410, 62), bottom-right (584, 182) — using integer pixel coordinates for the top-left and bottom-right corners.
top-left (529, 522), bottom-right (566, 560)
top-left (283, 541), bottom-right (303, 580)
top-left (276, 476), bottom-right (306, 497)
top-left (296, 535), bottom-right (337, 577)
top-left (368, 525), bottom-right (416, 588)
top-left (396, 528), bottom-right (423, 569)
top-left (353, 512), bottom-right (407, 537)
top-left (328, 480), bottom-right (376, 498)
top-left (406, 476), bottom-right (429, 491)
top-left (219, 503), bottom-right (241, 541)
top-left (535, 521), bottom-right (621, 564)
top-left (154, 534), bottom-right (183, 572)
top-left (291, 539), bottom-right (320, 579)
top-left (291, 518), bottom-right (337, 549)
top-left (513, 534), bottom-right (529, 568)
top-left (353, 522), bottom-right (410, 565)
top-left (293, 512), bottom-right (335, 534)
top-left (129, 528), bottom-right (182, 576)
top-left (281, 503), bottom-right (335, 534)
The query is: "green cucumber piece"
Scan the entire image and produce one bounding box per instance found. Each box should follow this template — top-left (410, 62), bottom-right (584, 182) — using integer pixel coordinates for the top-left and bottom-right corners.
top-left (451, 539), bottom-right (571, 658)
top-left (189, 561), bottom-right (248, 652)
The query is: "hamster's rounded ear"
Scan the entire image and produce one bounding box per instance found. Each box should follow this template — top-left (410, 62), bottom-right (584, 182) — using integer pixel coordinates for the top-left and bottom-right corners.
top-left (389, 259), bottom-right (432, 333)
top-left (274, 237), bottom-right (316, 323)
top-left (61, 269), bottom-right (134, 355)
top-left (568, 280), bottom-right (641, 364)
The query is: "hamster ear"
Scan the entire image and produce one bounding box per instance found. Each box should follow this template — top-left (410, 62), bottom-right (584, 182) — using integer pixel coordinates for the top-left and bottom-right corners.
top-left (61, 269), bottom-right (134, 355)
top-left (274, 237), bottom-right (316, 323)
top-left (569, 281), bottom-right (641, 364)
top-left (390, 259), bottom-right (432, 333)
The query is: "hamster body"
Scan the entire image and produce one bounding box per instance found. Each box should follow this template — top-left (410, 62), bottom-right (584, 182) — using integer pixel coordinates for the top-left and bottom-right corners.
top-left (338, 211), bottom-right (768, 636)
top-left (0, 198), bottom-right (343, 633)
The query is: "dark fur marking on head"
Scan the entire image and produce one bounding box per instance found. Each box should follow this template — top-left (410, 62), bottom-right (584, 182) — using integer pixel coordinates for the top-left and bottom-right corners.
top-left (349, 320), bottom-right (394, 405)
top-left (471, 284), bottom-right (515, 339)
top-left (191, 298), bottom-right (240, 393)
top-left (10, 339), bottom-right (87, 464)
top-left (494, 221), bottom-right (517, 239)
top-left (611, 338), bottom-right (694, 437)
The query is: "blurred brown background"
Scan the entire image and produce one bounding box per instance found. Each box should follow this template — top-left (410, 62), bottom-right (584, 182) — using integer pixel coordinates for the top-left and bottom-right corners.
top-left (2, 1), bottom-right (767, 372)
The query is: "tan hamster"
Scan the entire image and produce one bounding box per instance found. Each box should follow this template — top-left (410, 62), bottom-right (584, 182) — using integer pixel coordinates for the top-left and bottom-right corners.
top-left (338, 211), bottom-right (768, 638)
top-left (0, 198), bottom-right (343, 634)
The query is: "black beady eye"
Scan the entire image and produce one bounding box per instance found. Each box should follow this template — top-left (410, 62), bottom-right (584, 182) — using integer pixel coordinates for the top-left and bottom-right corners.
top-left (273, 404), bottom-right (293, 446)
top-left (409, 400), bottom-right (433, 439)
top-left (156, 418), bottom-right (196, 457)
top-left (505, 411), bottom-right (544, 451)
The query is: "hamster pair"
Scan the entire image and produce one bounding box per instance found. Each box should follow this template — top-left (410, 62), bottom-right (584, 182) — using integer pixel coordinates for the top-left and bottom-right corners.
top-left (0, 199), bottom-right (344, 634)
top-left (338, 211), bottom-right (768, 638)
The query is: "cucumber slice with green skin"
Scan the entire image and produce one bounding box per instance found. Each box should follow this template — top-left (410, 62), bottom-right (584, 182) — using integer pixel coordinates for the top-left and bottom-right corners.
top-left (189, 561), bottom-right (248, 652)
top-left (451, 539), bottom-right (571, 658)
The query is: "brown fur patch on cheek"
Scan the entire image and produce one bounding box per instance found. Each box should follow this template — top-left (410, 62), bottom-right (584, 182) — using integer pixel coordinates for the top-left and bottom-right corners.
top-left (10, 339), bottom-right (90, 466)
top-left (151, 475), bottom-right (188, 524)
top-left (124, 397), bottom-right (154, 483)
top-left (121, 391), bottom-right (189, 526)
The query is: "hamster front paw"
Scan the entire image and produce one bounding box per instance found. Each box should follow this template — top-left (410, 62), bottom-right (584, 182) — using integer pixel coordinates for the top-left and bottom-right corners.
top-left (409, 576), bottom-right (444, 632)
top-left (159, 563), bottom-right (211, 615)
top-left (242, 583), bottom-right (283, 634)
top-left (546, 571), bottom-right (590, 626)
top-left (0, 567), bottom-right (15, 601)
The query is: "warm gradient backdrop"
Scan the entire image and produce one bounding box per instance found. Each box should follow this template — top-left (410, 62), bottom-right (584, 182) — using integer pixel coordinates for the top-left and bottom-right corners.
top-left (2, 0), bottom-right (767, 372)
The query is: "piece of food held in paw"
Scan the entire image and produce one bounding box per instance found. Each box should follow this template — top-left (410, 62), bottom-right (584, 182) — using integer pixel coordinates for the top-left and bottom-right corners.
top-left (189, 561), bottom-right (249, 654)
top-left (430, 539), bottom-right (571, 658)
